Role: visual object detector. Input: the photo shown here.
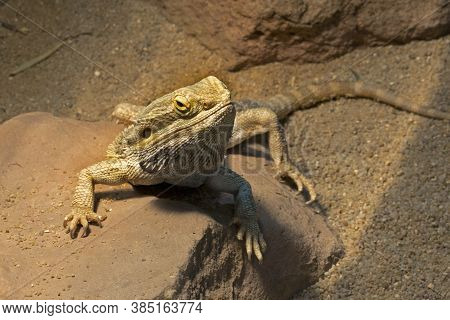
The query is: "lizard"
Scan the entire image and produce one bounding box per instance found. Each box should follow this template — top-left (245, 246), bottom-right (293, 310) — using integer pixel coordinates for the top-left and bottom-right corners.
top-left (64, 76), bottom-right (450, 262)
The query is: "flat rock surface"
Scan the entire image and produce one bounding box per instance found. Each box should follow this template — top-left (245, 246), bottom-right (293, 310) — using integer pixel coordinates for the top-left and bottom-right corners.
top-left (0, 112), bottom-right (341, 299)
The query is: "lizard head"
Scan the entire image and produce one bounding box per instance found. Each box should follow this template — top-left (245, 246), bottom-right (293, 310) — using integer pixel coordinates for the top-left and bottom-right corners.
top-left (121, 76), bottom-right (235, 177)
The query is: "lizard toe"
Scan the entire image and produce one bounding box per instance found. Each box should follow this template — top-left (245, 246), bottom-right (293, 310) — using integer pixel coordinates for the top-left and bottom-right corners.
top-left (63, 213), bottom-right (73, 228)
top-left (86, 213), bottom-right (106, 228)
top-left (69, 215), bottom-right (80, 239)
top-left (253, 236), bottom-right (263, 262)
top-left (80, 216), bottom-right (89, 238)
top-left (237, 222), bottom-right (266, 262)
top-left (259, 233), bottom-right (267, 254)
top-left (236, 225), bottom-right (245, 241)
top-left (245, 232), bottom-right (253, 260)
top-left (276, 163), bottom-right (317, 204)
top-left (65, 208), bottom-right (104, 239)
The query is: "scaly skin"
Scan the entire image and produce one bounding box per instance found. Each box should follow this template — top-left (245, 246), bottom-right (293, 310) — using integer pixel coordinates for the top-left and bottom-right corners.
top-left (66, 76), bottom-right (449, 262)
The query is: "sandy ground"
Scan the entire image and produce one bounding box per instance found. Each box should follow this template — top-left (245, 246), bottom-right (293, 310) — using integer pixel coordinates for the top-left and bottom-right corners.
top-left (0, 0), bottom-right (448, 299)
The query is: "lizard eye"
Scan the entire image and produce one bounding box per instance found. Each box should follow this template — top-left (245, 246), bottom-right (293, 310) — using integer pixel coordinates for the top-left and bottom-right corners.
top-left (173, 95), bottom-right (191, 115)
top-left (142, 127), bottom-right (152, 138)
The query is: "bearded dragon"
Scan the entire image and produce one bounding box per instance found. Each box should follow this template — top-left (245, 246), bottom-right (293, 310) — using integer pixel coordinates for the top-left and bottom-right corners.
top-left (64, 76), bottom-right (449, 262)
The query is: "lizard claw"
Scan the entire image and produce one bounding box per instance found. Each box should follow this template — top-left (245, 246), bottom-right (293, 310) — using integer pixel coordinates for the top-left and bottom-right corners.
top-left (236, 221), bottom-right (266, 263)
top-left (63, 207), bottom-right (106, 239)
top-left (276, 162), bottom-right (317, 204)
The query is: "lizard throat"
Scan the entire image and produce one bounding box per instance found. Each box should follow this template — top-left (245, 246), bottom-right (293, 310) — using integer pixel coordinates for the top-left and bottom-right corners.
top-left (137, 103), bottom-right (235, 150)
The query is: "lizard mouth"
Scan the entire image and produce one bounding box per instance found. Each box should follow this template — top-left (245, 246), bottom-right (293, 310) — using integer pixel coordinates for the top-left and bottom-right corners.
top-left (174, 101), bottom-right (234, 135)
top-left (196, 101), bottom-right (234, 125)
top-left (138, 102), bottom-right (235, 151)
top-left (214, 100), bottom-right (232, 110)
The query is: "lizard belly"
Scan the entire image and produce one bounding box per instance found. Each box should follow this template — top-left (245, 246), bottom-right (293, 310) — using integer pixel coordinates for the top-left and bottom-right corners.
top-left (163, 174), bottom-right (208, 188)
top-left (126, 161), bottom-right (208, 188)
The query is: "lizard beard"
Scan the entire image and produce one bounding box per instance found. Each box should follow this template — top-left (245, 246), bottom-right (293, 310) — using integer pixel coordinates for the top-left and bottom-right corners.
top-left (139, 104), bottom-right (235, 178)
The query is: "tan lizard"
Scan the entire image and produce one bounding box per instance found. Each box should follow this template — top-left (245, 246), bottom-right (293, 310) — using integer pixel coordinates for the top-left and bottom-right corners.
top-left (64, 76), bottom-right (449, 262)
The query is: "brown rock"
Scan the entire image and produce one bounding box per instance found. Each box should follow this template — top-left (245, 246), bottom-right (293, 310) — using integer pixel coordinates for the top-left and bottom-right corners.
top-left (0, 112), bottom-right (342, 299)
top-left (157, 0), bottom-right (450, 70)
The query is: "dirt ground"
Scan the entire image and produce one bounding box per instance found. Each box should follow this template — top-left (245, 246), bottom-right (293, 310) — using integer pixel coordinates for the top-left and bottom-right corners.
top-left (0, 1), bottom-right (449, 299)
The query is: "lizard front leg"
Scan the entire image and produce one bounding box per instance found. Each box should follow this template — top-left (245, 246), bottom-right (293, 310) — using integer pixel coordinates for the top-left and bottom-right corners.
top-left (229, 105), bottom-right (316, 203)
top-left (64, 159), bottom-right (129, 238)
top-left (204, 166), bottom-right (267, 262)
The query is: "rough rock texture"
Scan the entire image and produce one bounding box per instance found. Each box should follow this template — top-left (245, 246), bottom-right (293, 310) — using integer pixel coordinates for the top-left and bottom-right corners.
top-left (0, 112), bottom-right (342, 299)
top-left (157, 0), bottom-right (450, 70)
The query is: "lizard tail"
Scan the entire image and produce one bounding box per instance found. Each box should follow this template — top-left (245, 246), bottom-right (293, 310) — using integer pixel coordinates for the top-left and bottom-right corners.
top-left (263, 81), bottom-right (450, 120)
